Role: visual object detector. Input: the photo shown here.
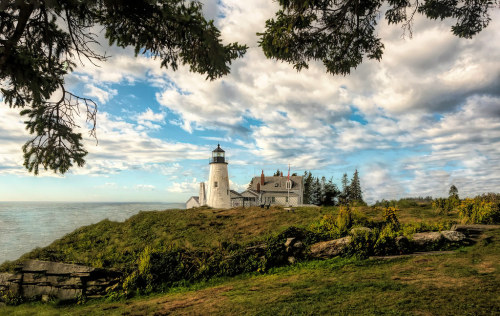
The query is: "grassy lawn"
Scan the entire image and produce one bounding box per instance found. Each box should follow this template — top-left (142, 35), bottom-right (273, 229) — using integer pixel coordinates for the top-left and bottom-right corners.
top-left (3, 227), bottom-right (499, 315)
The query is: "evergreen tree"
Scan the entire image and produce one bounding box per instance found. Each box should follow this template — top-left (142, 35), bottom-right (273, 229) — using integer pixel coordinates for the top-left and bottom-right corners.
top-left (302, 171), bottom-right (313, 204)
top-left (273, 169), bottom-right (282, 176)
top-left (323, 177), bottom-right (340, 206)
top-left (310, 177), bottom-right (322, 205)
top-left (260, 1), bottom-right (496, 76)
top-left (349, 169), bottom-right (364, 203)
top-left (340, 173), bottom-right (350, 205)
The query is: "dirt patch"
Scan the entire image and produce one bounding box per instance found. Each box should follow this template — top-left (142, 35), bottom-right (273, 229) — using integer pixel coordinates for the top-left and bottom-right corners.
top-left (125, 286), bottom-right (234, 316)
top-left (391, 274), bottom-right (479, 289)
top-left (476, 261), bottom-right (496, 274)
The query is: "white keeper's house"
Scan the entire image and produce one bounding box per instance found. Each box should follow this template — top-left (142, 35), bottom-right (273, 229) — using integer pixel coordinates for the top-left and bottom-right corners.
top-left (186, 145), bottom-right (303, 209)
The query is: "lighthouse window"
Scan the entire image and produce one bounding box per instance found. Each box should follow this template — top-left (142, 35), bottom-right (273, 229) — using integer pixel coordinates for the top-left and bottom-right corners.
top-left (214, 181), bottom-right (218, 188)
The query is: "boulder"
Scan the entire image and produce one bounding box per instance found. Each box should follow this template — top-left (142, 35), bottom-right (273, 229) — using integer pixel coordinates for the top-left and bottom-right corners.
top-left (441, 230), bottom-right (466, 242)
top-left (310, 236), bottom-right (352, 259)
top-left (395, 235), bottom-right (410, 252)
top-left (293, 241), bottom-right (304, 249)
top-left (411, 232), bottom-right (443, 247)
top-left (284, 238), bottom-right (295, 248)
top-left (350, 227), bottom-right (372, 235)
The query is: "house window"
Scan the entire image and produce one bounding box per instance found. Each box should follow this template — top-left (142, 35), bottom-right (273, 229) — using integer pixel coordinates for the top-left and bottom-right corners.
top-left (271, 197), bottom-right (275, 203)
top-left (214, 181), bottom-right (218, 188)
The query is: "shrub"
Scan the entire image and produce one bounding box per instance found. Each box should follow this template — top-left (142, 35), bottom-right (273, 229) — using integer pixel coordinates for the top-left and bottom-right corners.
top-left (458, 198), bottom-right (500, 224)
top-left (336, 205), bottom-right (353, 234)
top-left (432, 197), bottom-right (459, 215)
top-left (401, 220), bottom-right (454, 237)
top-left (383, 207), bottom-right (400, 228)
top-left (308, 214), bottom-right (341, 239)
top-left (373, 224), bottom-right (401, 256)
top-left (346, 228), bottom-right (376, 258)
top-left (0, 290), bottom-right (24, 306)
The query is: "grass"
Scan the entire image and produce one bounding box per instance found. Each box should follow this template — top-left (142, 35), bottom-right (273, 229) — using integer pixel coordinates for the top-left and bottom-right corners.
top-left (0, 206), bottom-right (329, 271)
top-left (2, 227), bottom-right (499, 315)
top-left (0, 203), bottom-right (459, 272)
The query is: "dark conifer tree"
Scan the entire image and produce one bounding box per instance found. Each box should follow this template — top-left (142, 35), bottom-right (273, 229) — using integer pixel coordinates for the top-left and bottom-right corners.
top-left (303, 171), bottom-right (314, 204)
top-left (323, 177), bottom-right (340, 206)
top-left (349, 169), bottom-right (364, 203)
top-left (340, 173), bottom-right (350, 205)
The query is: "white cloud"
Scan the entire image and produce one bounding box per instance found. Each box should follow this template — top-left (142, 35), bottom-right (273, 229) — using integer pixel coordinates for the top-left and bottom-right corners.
top-left (135, 184), bottom-right (155, 191)
top-left (167, 178), bottom-right (199, 193)
top-left (84, 84), bottom-right (117, 104)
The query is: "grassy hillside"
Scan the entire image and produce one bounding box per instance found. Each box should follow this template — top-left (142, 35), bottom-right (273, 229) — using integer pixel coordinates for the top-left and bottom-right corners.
top-left (2, 226), bottom-right (499, 315)
top-left (1, 202), bottom-right (458, 272)
top-left (0, 206), bottom-right (328, 271)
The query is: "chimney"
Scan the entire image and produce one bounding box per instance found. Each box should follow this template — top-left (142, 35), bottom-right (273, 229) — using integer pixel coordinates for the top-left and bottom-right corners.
top-left (261, 170), bottom-right (265, 185)
top-left (281, 171), bottom-right (283, 177)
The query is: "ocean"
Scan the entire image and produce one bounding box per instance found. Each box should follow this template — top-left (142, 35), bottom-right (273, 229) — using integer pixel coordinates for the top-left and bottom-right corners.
top-left (0, 202), bottom-right (184, 264)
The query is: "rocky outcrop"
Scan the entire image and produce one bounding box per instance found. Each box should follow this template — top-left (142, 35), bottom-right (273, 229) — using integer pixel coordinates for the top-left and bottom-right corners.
top-left (310, 236), bottom-right (352, 259)
top-left (411, 232), bottom-right (443, 247)
top-left (451, 224), bottom-right (500, 241)
top-left (350, 227), bottom-right (372, 235)
top-left (441, 230), bottom-right (466, 242)
top-left (0, 260), bottom-right (120, 302)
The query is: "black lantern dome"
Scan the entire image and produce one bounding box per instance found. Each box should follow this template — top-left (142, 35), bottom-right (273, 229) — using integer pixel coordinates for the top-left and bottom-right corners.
top-left (210, 144), bottom-right (226, 163)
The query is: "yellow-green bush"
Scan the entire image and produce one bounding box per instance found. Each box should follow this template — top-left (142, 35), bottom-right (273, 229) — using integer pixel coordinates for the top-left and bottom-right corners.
top-left (383, 206), bottom-right (399, 227)
top-left (432, 197), bottom-right (459, 215)
top-left (458, 198), bottom-right (500, 224)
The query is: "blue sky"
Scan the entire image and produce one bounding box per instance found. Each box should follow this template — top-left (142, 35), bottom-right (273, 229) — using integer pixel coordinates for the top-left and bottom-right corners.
top-left (1, 1), bottom-right (499, 203)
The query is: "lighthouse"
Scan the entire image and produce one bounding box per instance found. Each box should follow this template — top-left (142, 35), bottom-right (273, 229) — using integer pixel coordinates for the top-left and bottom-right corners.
top-left (207, 144), bottom-right (231, 209)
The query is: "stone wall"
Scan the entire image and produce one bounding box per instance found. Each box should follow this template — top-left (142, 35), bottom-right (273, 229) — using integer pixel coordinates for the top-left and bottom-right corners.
top-left (0, 260), bottom-right (120, 302)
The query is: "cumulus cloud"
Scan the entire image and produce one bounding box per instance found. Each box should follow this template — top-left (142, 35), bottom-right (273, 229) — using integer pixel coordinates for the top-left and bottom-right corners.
top-left (84, 84), bottom-right (117, 104)
top-left (167, 178), bottom-right (199, 193)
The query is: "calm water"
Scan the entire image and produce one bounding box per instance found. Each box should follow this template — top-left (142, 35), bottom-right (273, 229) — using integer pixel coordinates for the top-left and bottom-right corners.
top-left (0, 202), bottom-right (184, 264)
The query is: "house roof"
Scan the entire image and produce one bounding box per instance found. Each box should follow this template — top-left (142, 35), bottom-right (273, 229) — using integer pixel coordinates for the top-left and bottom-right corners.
top-left (230, 190), bottom-right (242, 197)
top-left (241, 189), bottom-right (259, 197)
top-left (187, 196), bottom-right (199, 203)
top-left (249, 175), bottom-right (303, 192)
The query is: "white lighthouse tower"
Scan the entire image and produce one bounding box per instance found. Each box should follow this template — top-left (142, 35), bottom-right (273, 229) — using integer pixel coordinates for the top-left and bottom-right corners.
top-left (207, 144), bottom-right (231, 209)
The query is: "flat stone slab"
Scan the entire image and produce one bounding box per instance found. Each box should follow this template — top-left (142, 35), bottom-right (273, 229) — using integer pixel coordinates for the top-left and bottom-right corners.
top-left (21, 260), bottom-right (95, 275)
top-left (310, 236), bottom-right (352, 259)
top-left (411, 232), bottom-right (443, 246)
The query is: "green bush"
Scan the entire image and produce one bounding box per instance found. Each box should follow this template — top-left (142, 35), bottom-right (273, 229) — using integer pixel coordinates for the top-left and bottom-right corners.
top-left (432, 197), bottom-right (459, 215)
top-left (0, 290), bottom-right (24, 306)
top-left (373, 224), bottom-right (401, 256)
top-left (458, 198), bottom-right (500, 224)
top-left (346, 228), bottom-right (376, 259)
top-left (401, 220), bottom-right (454, 237)
top-left (383, 207), bottom-right (400, 228)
